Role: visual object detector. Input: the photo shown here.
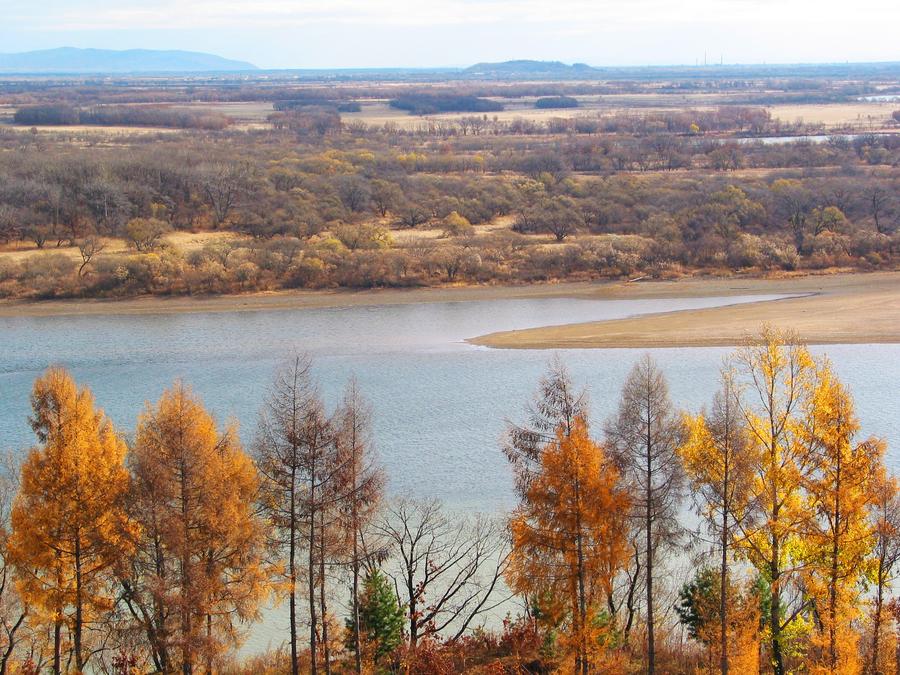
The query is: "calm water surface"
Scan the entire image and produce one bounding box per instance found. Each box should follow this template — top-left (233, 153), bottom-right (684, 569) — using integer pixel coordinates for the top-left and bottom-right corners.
top-left (2, 293), bottom-right (898, 510)
top-left (2, 293), bottom-right (898, 652)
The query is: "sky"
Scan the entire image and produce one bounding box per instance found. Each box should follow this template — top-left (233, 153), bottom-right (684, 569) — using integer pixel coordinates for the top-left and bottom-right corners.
top-left (2, 0), bottom-right (899, 69)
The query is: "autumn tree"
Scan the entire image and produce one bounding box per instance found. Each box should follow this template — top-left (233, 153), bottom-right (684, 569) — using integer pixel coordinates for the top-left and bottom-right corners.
top-left (127, 382), bottom-right (267, 675)
top-left (124, 217), bottom-right (170, 252)
top-left (333, 380), bottom-right (385, 674)
top-left (680, 370), bottom-right (754, 675)
top-left (801, 361), bottom-right (883, 673)
top-left (508, 417), bottom-right (629, 673)
top-left (731, 327), bottom-right (817, 675)
top-left (8, 368), bottom-right (135, 675)
top-left (605, 354), bottom-right (684, 675)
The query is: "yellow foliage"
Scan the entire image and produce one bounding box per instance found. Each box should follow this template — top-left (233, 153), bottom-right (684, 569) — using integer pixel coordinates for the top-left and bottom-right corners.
top-left (8, 367), bottom-right (136, 672)
top-left (801, 360), bottom-right (882, 674)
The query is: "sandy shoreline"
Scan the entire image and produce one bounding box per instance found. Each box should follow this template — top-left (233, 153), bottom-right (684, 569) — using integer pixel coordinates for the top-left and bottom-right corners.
top-left (469, 271), bottom-right (900, 349)
top-left (0, 284), bottom-right (608, 318)
top-left (0, 275), bottom-right (836, 318)
top-left (2, 272), bottom-right (898, 350)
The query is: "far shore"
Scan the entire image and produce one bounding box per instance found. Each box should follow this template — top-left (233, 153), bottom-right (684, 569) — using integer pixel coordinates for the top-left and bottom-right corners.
top-left (469, 271), bottom-right (900, 349)
top-left (0, 274), bottom-right (834, 318)
top-left (2, 272), bottom-right (899, 351)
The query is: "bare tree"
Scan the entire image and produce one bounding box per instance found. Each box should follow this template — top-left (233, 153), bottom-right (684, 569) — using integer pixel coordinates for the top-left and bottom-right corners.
top-left (868, 186), bottom-right (892, 234)
top-left (200, 163), bottom-right (253, 228)
top-left (254, 355), bottom-right (330, 675)
top-left (377, 498), bottom-right (510, 647)
top-left (680, 369), bottom-right (753, 675)
top-left (605, 354), bottom-right (684, 675)
top-left (76, 236), bottom-right (105, 277)
top-left (332, 380), bottom-right (385, 674)
top-left (503, 356), bottom-right (587, 498)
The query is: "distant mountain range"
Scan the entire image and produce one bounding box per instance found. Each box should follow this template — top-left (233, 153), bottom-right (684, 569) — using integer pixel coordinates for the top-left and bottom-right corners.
top-left (0, 48), bottom-right (258, 73)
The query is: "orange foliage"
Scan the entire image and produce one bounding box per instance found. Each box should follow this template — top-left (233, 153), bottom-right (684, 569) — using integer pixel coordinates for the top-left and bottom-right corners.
top-left (508, 417), bottom-right (629, 672)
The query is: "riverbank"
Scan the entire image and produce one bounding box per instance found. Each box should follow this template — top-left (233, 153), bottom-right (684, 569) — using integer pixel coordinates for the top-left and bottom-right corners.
top-left (1, 273), bottom-right (897, 353)
top-left (469, 271), bottom-right (900, 349)
top-left (0, 274), bottom-right (816, 318)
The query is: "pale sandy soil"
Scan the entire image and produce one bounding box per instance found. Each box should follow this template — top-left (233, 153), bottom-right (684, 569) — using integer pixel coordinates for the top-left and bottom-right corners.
top-left (470, 272), bottom-right (900, 349)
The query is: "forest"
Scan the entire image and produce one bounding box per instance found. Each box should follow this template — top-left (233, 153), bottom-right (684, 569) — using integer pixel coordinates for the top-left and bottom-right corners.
top-left (0, 327), bottom-right (897, 674)
top-left (0, 99), bottom-right (897, 301)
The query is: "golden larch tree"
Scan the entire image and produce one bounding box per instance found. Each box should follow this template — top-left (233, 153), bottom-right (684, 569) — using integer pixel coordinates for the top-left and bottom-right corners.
top-left (801, 361), bottom-right (883, 675)
top-left (128, 382), bottom-right (268, 675)
top-left (508, 416), bottom-right (629, 674)
top-left (732, 327), bottom-right (817, 675)
top-left (8, 367), bottom-right (135, 675)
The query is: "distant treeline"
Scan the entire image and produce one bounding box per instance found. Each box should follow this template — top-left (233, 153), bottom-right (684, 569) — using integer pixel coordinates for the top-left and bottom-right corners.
top-left (1, 77), bottom-right (885, 109)
top-left (534, 95), bottom-right (579, 109)
top-left (13, 104), bottom-right (233, 130)
top-left (274, 98), bottom-right (361, 113)
top-left (388, 94), bottom-right (504, 115)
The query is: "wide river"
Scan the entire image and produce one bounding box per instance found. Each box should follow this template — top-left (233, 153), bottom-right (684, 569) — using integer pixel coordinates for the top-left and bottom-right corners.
top-left (1, 292), bottom-right (898, 652)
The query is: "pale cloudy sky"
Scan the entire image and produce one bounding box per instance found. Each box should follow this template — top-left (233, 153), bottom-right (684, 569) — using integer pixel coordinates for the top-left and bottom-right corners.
top-left (2, 0), bottom-right (898, 69)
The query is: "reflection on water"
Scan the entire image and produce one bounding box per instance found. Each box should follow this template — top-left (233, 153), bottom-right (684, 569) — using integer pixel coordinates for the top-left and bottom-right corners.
top-left (1, 293), bottom-right (898, 653)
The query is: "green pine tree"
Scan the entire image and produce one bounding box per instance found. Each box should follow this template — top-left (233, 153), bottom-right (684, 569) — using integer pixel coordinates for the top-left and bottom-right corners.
top-left (346, 569), bottom-right (404, 668)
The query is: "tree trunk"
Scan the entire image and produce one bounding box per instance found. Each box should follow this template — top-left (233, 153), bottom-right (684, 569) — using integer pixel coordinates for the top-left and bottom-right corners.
top-left (352, 494), bottom-right (362, 675)
top-left (319, 508), bottom-right (331, 675)
top-left (770, 552), bottom-right (784, 675)
top-left (720, 488), bottom-right (729, 675)
top-left (308, 473), bottom-right (318, 675)
top-left (574, 473), bottom-right (588, 675)
top-left (829, 456), bottom-right (842, 672)
top-left (53, 617), bottom-right (61, 675)
top-left (408, 567), bottom-right (418, 649)
top-left (870, 560), bottom-right (884, 675)
top-left (646, 420), bottom-right (655, 675)
top-left (181, 468), bottom-right (194, 675)
top-left (289, 467), bottom-right (298, 675)
top-left (206, 613), bottom-right (213, 674)
top-left (74, 532), bottom-right (84, 673)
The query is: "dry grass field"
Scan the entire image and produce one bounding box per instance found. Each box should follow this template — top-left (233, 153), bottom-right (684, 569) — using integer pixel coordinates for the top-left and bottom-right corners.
top-left (0, 230), bottom-right (240, 263)
top-left (767, 101), bottom-right (897, 126)
top-left (342, 94), bottom-right (900, 130)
